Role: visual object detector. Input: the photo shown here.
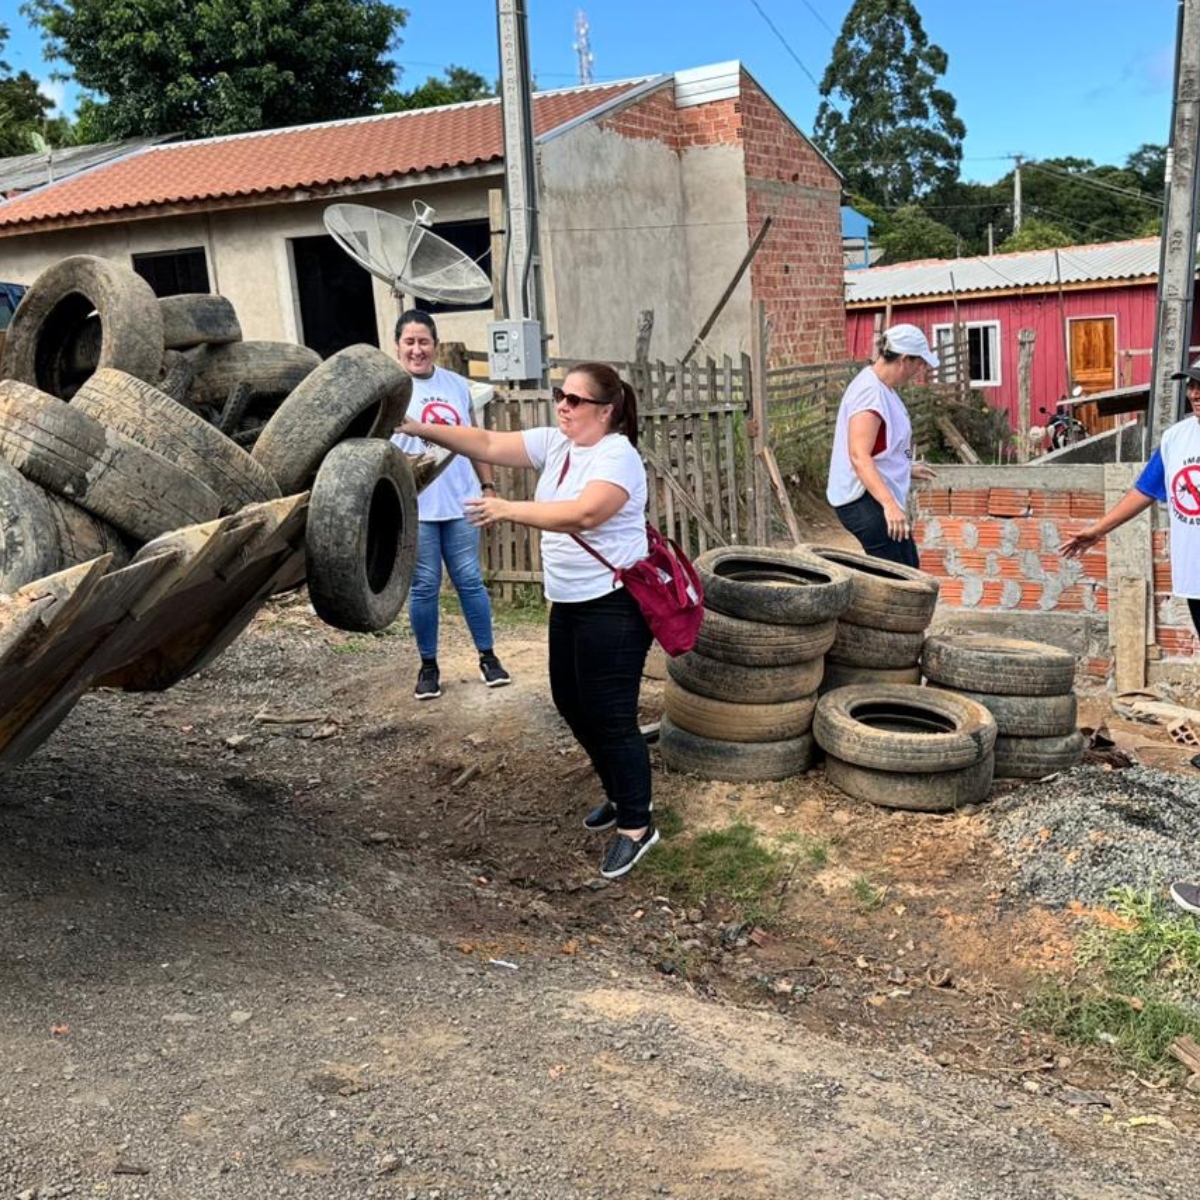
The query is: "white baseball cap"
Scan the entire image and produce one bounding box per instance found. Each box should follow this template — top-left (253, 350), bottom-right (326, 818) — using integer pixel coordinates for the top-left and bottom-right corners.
top-left (883, 323), bottom-right (939, 368)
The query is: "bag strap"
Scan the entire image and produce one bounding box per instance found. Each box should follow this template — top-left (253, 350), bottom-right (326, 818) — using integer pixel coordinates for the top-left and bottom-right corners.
top-left (555, 449), bottom-right (620, 574)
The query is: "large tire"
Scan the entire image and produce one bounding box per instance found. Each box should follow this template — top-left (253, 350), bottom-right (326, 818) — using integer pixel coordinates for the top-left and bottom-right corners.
top-left (0, 458), bottom-right (60, 590)
top-left (185, 341), bottom-right (322, 408)
top-left (993, 731), bottom-right (1085, 779)
top-left (667, 648), bottom-right (823, 704)
top-left (820, 661), bottom-right (922, 693)
top-left (659, 716), bottom-right (815, 782)
top-left (252, 345), bottom-right (412, 495)
top-left (0, 255), bottom-right (164, 397)
top-left (0, 379), bottom-right (221, 542)
top-left (813, 684), bottom-right (997, 773)
top-left (922, 635), bottom-right (1076, 697)
top-left (41, 489), bottom-right (133, 568)
top-left (825, 754), bottom-right (995, 812)
top-left (927, 685), bottom-right (1078, 738)
top-left (797, 544), bottom-right (938, 632)
top-left (663, 678), bottom-right (816, 742)
top-left (159, 294), bottom-right (242, 349)
top-left (826, 622), bottom-right (924, 669)
top-left (305, 439), bottom-right (419, 632)
top-left (73, 369), bottom-right (280, 513)
top-left (695, 546), bottom-right (853, 625)
top-left (695, 607), bottom-right (836, 666)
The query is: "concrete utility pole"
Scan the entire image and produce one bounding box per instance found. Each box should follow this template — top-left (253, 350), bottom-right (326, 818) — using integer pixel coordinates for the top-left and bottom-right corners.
top-left (1013, 155), bottom-right (1023, 232)
top-left (1148, 0), bottom-right (1200, 446)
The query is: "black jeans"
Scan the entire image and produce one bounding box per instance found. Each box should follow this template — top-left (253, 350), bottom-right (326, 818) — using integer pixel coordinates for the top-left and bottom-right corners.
top-left (548, 587), bottom-right (653, 829)
top-left (834, 492), bottom-right (920, 569)
top-left (1191, 598), bottom-right (1200, 638)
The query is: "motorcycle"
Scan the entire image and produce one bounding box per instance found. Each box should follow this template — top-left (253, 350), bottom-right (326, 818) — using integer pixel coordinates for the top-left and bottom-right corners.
top-left (1039, 387), bottom-right (1088, 450)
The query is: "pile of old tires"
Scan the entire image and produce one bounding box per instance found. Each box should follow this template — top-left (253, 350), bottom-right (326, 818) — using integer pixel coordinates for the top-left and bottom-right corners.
top-left (922, 635), bottom-right (1084, 779)
top-left (0, 255), bottom-right (417, 633)
top-left (658, 546), bottom-right (852, 782)
top-left (813, 684), bottom-right (998, 811)
top-left (799, 545), bottom-right (939, 691)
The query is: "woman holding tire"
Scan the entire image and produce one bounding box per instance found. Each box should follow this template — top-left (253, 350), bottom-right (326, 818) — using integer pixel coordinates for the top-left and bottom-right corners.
top-left (827, 324), bottom-right (939, 567)
top-left (397, 363), bottom-right (657, 880)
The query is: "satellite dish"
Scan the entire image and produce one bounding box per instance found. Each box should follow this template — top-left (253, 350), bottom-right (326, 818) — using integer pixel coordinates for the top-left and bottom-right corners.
top-left (324, 201), bottom-right (493, 307)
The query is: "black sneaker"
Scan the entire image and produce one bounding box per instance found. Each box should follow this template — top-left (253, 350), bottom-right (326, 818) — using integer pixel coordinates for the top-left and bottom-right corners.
top-left (600, 825), bottom-right (660, 880)
top-left (584, 800), bottom-right (617, 831)
top-left (479, 652), bottom-right (512, 688)
top-left (414, 661), bottom-right (441, 701)
top-left (1169, 881), bottom-right (1200, 915)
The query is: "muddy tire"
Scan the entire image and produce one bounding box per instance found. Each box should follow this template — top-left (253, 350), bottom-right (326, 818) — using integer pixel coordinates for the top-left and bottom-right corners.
top-left (252, 345), bottom-right (413, 495)
top-left (42, 489), bottom-right (133, 568)
top-left (825, 754), bottom-right (995, 812)
top-left (159, 294), bottom-right (241, 349)
top-left (306, 438), bottom-right (419, 632)
top-left (663, 678), bottom-right (817, 742)
top-left (659, 716), bottom-right (815, 782)
top-left (927, 685), bottom-right (1078, 737)
top-left (0, 458), bottom-right (61, 589)
top-left (993, 730), bottom-right (1085, 779)
top-left (922, 635), bottom-right (1076, 696)
top-left (667, 648), bottom-right (823, 704)
top-left (695, 607), bottom-right (836, 666)
top-left (73, 369), bottom-right (281, 513)
top-left (0, 379), bottom-right (221, 541)
top-left (820, 661), bottom-right (922, 693)
top-left (826, 622), bottom-right (924, 669)
top-left (798, 544), bottom-right (938, 632)
top-left (695, 546), bottom-right (853, 625)
top-left (0, 255), bottom-right (164, 397)
top-left (185, 341), bottom-right (321, 409)
top-left (813, 684), bottom-right (997, 773)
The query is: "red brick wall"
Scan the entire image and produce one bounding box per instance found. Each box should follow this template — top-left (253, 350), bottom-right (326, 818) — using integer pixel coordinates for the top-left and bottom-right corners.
top-left (1152, 523), bottom-right (1200, 657)
top-left (597, 87), bottom-right (681, 151)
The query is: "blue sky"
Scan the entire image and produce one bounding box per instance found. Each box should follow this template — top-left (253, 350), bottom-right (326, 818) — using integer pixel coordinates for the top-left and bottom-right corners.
top-left (2, 0), bottom-right (1179, 184)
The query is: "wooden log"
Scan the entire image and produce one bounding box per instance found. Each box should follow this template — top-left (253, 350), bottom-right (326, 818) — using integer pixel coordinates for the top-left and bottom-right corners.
top-left (936, 415), bottom-right (982, 464)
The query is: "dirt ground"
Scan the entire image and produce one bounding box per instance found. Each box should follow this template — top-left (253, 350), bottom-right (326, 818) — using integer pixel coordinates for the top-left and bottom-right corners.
top-left (3, 569), bottom-right (1200, 1197)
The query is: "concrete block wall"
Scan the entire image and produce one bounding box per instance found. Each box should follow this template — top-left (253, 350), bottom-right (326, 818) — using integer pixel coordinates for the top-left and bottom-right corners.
top-left (912, 464), bottom-right (1198, 684)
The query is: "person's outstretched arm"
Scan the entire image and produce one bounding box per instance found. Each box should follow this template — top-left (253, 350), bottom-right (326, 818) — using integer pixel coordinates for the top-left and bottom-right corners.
top-left (1060, 488), bottom-right (1155, 557)
top-left (396, 417), bottom-right (533, 469)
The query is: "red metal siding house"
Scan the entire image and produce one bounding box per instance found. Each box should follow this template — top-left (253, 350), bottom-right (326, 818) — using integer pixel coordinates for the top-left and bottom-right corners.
top-left (844, 239), bottom-right (1200, 434)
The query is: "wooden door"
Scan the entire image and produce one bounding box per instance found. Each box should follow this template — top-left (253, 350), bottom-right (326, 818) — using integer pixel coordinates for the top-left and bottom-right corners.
top-left (1069, 317), bottom-right (1116, 435)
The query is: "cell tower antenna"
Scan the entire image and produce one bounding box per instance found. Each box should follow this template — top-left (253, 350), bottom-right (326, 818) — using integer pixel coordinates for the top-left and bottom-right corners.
top-left (574, 9), bottom-right (594, 85)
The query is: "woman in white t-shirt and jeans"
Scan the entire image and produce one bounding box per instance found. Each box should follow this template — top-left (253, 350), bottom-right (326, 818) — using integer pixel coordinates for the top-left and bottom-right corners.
top-left (826, 324), bottom-right (939, 567)
top-left (397, 362), bottom-right (657, 880)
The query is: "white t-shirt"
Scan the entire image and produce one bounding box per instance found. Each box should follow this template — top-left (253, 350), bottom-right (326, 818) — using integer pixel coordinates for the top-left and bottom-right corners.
top-left (1152, 416), bottom-right (1200, 598)
top-left (390, 366), bottom-right (480, 522)
top-left (522, 427), bottom-right (649, 603)
top-left (826, 365), bottom-right (914, 508)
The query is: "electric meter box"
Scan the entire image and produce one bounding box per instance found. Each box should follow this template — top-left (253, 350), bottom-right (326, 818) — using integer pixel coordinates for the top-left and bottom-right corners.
top-left (487, 319), bottom-right (543, 382)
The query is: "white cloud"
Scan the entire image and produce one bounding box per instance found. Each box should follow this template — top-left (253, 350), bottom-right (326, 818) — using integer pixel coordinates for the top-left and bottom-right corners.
top-left (37, 76), bottom-right (66, 113)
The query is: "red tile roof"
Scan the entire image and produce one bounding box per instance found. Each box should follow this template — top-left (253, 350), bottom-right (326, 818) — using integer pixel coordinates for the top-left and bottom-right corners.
top-left (0, 78), bottom-right (657, 232)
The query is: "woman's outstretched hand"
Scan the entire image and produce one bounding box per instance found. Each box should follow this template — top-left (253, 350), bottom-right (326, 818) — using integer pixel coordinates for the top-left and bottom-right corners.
top-left (395, 418), bottom-right (424, 438)
top-left (1059, 527), bottom-right (1101, 558)
top-left (465, 495), bottom-right (511, 528)
top-left (911, 462), bottom-right (938, 483)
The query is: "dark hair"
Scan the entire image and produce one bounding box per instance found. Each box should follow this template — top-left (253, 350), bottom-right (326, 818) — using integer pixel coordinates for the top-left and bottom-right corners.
top-left (395, 309), bottom-right (438, 343)
top-left (569, 361), bottom-right (640, 448)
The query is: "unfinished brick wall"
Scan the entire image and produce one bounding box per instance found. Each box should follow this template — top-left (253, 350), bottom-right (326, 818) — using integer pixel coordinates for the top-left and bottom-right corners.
top-left (597, 86), bottom-right (681, 151)
top-left (1153, 526), bottom-right (1200, 659)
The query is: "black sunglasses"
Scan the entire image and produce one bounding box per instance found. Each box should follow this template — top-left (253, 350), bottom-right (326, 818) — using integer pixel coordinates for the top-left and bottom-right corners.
top-left (552, 386), bottom-right (610, 408)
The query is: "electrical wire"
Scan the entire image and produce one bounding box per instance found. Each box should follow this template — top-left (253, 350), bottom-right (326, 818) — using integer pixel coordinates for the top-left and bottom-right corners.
top-left (745, 0), bottom-right (826, 95)
top-left (1022, 160), bottom-right (1163, 208)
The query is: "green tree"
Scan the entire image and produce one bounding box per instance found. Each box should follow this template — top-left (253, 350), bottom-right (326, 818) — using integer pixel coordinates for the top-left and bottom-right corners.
top-left (997, 216), bottom-right (1073, 253)
top-left (921, 178), bottom-right (1010, 256)
top-left (384, 65), bottom-right (494, 112)
top-left (0, 22), bottom-right (60, 156)
top-left (1126, 143), bottom-right (1167, 197)
top-left (814, 0), bottom-right (965, 207)
top-left (23, 0), bottom-right (408, 139)
top-left (877, 204), bottom-right (957, 262)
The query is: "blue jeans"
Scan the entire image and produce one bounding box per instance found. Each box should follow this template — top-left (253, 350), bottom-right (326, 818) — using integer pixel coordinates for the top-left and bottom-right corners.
top-left (834, 492), bottom-right (921, 569)
top-left (410, 519), bottom-right (495, 660)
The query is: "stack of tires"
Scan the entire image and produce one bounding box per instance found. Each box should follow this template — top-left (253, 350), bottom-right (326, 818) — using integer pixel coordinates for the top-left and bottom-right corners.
top-left (922, 635), bottom-right (1084, 779)
top-left (0, 255), bottom-right (418, 635)
top-left (658, 546), bottom-right (852, 782)
top-left (798, 545), bottom-right (940, 691)
top-left (813, 684), bottom-right (998, 811)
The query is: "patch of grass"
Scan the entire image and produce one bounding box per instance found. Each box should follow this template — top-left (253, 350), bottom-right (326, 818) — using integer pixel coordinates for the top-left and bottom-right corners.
top-left (851, 873), bottom-right (887, 912)
top-left (641, 821), bottom-right (787, 927)
top-left (329, 639), bottom-right (375, 655)
top-left (490, 584), bottom-right (548, 627)
top-left (1025, 888), bottom-right (1200, 1076)
top-left (777, 831), bottom-right (829, 868)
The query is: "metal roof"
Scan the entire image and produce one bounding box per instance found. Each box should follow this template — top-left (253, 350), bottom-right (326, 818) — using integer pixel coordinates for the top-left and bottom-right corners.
top-left (844, 238), bottom-right (1162, 304)
top-left (0, 137), bottom-right (176, 196)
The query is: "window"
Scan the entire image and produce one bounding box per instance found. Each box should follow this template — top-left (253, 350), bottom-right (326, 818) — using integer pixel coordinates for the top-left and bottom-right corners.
top-left (132, 247), bottom-right (210, 297)
top-left (412, 219), bottom-right (492, 315)
top-left (932, 321), bottom-right (1001, 387)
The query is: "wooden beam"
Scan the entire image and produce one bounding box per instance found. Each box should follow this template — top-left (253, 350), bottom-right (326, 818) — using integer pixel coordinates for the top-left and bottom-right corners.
top-left (936, 415), bottom-right (981, 464)
top-left (1115, 576), bottom-right (1148, 693)
top-left (1017, 329), bottom-right (1036, 462)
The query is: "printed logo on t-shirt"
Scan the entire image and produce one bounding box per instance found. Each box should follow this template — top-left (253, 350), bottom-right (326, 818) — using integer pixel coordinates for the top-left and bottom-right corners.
top-left (1171, 459), bottom-right (1200, 523)
top-left (422, 400), bottom-right (461, 426)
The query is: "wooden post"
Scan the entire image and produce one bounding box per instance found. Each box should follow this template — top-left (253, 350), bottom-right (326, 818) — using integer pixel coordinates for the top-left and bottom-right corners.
top-left (634, 309), bottom-right (654, 363)
top-left (749, 301), bottom-right (771, 545)
top-left (436, 341), bottom-right (469, 375)
top-left (1055, 249), bottom-right (1072, 397)
top-left (488, 188), bottom-right (506, 321)
top-left (1017, 329), bottom-right (1036, 462)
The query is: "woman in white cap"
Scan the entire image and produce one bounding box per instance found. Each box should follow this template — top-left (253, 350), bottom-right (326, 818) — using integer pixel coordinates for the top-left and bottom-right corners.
top-left (826, 323), bottom-right (939, 566)
top-left (1061, 361), bottom-right (1200, 917)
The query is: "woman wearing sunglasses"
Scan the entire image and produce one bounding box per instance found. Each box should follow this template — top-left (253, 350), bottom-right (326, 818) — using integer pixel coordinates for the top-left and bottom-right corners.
top-left (396, 362), bottom-right (657, 879)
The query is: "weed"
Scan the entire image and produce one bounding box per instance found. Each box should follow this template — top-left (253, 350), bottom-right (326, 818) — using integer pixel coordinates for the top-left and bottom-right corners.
top-left (491, 584), bottom-right (548, 627)
top-left (777, 831), bottom-right (829, 868)
top-left (851, 873), bottom-right (887, 912)
top-left (329, 639), bottom-right (374, 655)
